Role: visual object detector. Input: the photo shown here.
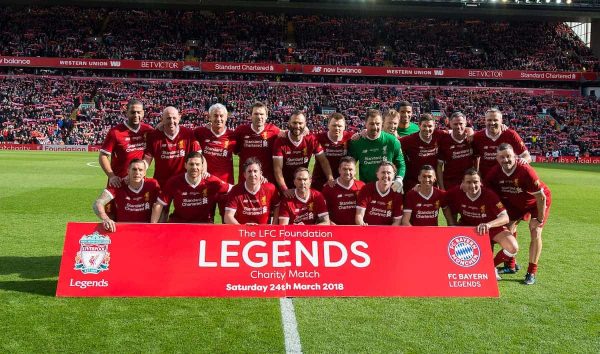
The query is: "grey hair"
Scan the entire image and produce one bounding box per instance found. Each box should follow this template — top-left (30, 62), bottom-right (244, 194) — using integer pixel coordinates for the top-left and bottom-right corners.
top-left (208, 103), bottom-right (228, 116)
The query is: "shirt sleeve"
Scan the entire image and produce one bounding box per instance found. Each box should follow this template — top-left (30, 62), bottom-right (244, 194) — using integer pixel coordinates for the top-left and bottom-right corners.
top-left (393, 193), bottom-right (404, 218)
top-left (392, 137), bottom-right (406, 178)
top-left (100, 129), bottom-right (116, 155)
top-left (273, 138), bottom-right (284, 158)
top-left (356, 187), bottom-right (369, 209)
top-left (314, 191), bottom-right (329, 217)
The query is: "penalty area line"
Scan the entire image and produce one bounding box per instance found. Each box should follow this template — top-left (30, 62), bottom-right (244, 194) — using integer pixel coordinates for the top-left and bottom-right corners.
top-left (86, 161), bottom-right (100, 168)
top-left (279, 297), bottom-right (303, 354)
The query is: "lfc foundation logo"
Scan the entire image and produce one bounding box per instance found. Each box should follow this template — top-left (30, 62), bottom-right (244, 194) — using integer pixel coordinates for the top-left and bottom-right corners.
top-left (74, 232), bottom-right (111, 274)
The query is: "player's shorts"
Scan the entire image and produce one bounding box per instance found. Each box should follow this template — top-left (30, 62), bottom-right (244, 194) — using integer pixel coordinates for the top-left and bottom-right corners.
top-left (506, 188), bottom-right (552, 228)
top-left (489, 226), bottom-right (510, 240)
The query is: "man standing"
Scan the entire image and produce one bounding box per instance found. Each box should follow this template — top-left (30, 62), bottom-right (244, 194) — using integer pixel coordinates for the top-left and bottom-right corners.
top-left (400, 113), bottom-right (445, 192)
top-left (93, 159), bottom-right (160, 232)
top-left (322, 156), bottom-right (365, 225)
top-left (151, 152), bottom-right (231, 224)
top-left (99, 99), bottom-right (153, 187)
top-left (273, 111), bottom-right (334, 195)
top-left (396, 101), bottom-right (420, 137)
top-left (349, 109), bottom-right (405, 190)
top-left (445, 168), bottom-right (519, 280)
top-left (234, 102), bottom-right (281, 183)
top-left (355, 161), bottom-right (404, 226)
top-left (312, 112), bottom-right (354, 190)
top-left (472, 108), bottom-right (530, 178)
top-left (144, 106), bottom-right (201, 188)
top-left (437, 111), bottom-right (475, 190)
top-left (278, 167), bottom-right (330, 225)
top-left (194, 103), bottom-right (237, 184)
top-left (401, 165), bottom-right (447, 226)
top-left (224, 158), bottom-right (280, 225)
top-left (485, 143), bottom-right (552, 285)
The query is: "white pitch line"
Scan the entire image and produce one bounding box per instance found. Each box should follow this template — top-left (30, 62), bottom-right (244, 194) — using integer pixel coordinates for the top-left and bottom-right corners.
top-left (86, 161), bottom-right (100, 168)
top-left (279, 297), bottom-right (303, 354)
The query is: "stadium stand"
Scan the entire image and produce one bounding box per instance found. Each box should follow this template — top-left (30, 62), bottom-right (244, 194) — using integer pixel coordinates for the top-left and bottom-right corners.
top-left (1, 7), bottom-right (598, 71)
top-left (1, 76), bottom-right (598, 156)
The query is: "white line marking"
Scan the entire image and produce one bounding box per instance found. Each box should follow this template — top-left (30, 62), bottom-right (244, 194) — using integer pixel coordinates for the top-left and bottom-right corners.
top-left (86, 162), bottom-right (100, 168)
top-left (280, 297), bottom-right (303, 354)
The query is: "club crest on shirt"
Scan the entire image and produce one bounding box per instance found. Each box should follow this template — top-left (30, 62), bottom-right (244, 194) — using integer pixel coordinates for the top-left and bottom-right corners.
top-left (447, 235), bottom-right (480, 268)
top-left (74, 232), bottom-right (111, 274)
top-left (178, 140), bottom-right (185, 149)
top-left (513, 178), bottom-right (519, 187)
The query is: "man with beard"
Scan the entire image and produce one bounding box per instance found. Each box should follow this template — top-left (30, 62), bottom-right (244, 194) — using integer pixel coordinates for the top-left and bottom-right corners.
top-left (472, 108), bottom-right (530, 178)
top-left (396, 101), bottom-right (420, 137)
top-left (349, 109), bottom-right (405, 191)
top-left (273, 110), bottom-right (334, 196)
top-left (485, 143), bottom-right (551, 285)
top-left (99, 99), bottom-right (154, 187)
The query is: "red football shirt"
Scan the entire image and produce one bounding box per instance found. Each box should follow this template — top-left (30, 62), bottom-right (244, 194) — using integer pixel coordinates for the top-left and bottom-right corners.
top-left (484, 161), bottom-right (548, 213)
top-left (400, 129), bottom-right (445, 191)
top-left (312, 131), bottom-right (353, 189)
top-left (105, 178), bottom-right (160, 222)
top-left (437, 133), bottom-right (475, 190)
top-left (100, 122), bottom-right (154, 178)
top-left (403, 187), bottom-right (447, 226)
top-left (234, 123), bottom-right (281, 183)
top-left (225, 182), bottom-right (280, 224)
top-left (158, 173), bottom-right (230, 223)
top-left (472, 129), bottom-right (527, 178)
top-left (278, 189), bottom-right (329, 225)
top-left (273, 132), bottom-right (325, 188)
top-left (144, 126), bottom-right (201, 187)
top-left (321, 179), bottom-right (365, 225)
top-left (446, 186), bottom-right (506, 226)
top-left (194, 127), bottom-right (238, 184)
top-left (356, 183), bottom-right (404, 225)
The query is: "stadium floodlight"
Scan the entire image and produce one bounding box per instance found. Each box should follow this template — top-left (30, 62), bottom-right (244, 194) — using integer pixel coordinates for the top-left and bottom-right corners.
top-left (556, 0), bottom-right (561, 4)
top-left (566, 0), bottom-right (571, 3)
top-left (545, 0), bottom-right (551, 3)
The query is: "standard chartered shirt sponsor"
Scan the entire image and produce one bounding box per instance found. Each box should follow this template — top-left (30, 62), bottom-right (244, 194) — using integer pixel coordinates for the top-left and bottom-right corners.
top-left (161, 149), bottom-right (185, 159)
top-left (124, 202), bottom-right (151, 211)
top-left (182, 197), bottom-right (208, 207)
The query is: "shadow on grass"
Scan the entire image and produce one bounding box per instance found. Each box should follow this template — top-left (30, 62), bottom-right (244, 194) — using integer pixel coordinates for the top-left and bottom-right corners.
top-left (0, 280), bottom-right (57, 296)
top-left (0, 256), bottom-right (60, 296)
top-left (0, 256), bottom-right (61, 278)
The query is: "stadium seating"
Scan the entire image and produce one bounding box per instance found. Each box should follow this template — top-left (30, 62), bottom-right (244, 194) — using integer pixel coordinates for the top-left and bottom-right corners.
top-left (1, 7), bottom-right (597, 71)
top-left (1, 76), bottom-right (598, 156)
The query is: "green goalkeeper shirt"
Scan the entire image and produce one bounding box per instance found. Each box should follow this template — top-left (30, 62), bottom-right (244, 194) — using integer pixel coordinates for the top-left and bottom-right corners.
top-left (349, 131), bottom-right (406, 183)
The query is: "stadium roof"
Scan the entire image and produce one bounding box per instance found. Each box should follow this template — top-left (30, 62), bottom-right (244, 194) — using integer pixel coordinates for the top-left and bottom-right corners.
top-left (2, 0), bottom-right (600, 21)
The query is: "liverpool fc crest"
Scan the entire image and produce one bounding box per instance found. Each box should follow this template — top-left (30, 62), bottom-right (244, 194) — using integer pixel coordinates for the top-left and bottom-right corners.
top-left (74, 232), bottom-right (111, 274)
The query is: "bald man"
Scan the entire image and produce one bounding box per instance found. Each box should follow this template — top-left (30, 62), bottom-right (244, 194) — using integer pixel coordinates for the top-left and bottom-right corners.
top-left (144, 106), bottom-right (201, 187)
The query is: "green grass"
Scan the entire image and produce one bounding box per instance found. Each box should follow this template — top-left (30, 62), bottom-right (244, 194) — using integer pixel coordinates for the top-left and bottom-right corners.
top-left (1, 151), bottom-right (599, 352)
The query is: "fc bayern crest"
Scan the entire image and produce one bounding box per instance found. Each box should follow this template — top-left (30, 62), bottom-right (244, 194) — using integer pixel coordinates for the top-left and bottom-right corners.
top-left (74, 232), bottom-right (111, 274)
top-left (447, 236), bottom-right (480, 268)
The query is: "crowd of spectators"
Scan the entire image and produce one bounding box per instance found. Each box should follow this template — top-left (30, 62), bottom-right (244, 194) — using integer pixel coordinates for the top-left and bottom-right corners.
top-left (1, 7), bottom-right (598, 71)
top-left (1, 76), bottom-right (598, 156)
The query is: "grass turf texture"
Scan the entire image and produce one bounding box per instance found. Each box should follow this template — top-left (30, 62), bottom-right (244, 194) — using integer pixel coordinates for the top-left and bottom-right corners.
top-left (1, 151), bottom-right (598, 352)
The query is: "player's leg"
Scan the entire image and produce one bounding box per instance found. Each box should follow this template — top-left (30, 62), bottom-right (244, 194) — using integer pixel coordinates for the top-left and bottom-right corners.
top-left (491, 229), bottom-right (519, 267)
top-left (499, 219), bottom-right (521, 274)
top-left (524, 189), bottom-right (552, 285)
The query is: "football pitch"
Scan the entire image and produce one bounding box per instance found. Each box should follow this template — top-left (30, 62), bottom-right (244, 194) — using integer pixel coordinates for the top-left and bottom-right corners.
top-left (1, 150), bottom-right (598, 353)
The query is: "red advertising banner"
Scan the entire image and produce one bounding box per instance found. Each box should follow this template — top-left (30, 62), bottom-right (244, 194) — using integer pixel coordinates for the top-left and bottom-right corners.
top-left (201, 62), bottom-right (287, 74)
top-left (301, 64), bottom-right (597, 82)
top-left (0, 143), bottom-right (43, 151)
top-left (0, 56), bottom-right (199, 71)
top-left (1, 56), bottom-right (596, 81)
top-left (56, 223), bottom-right (499, 298)
top-left (534, 155), bottom-right (600, 164)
